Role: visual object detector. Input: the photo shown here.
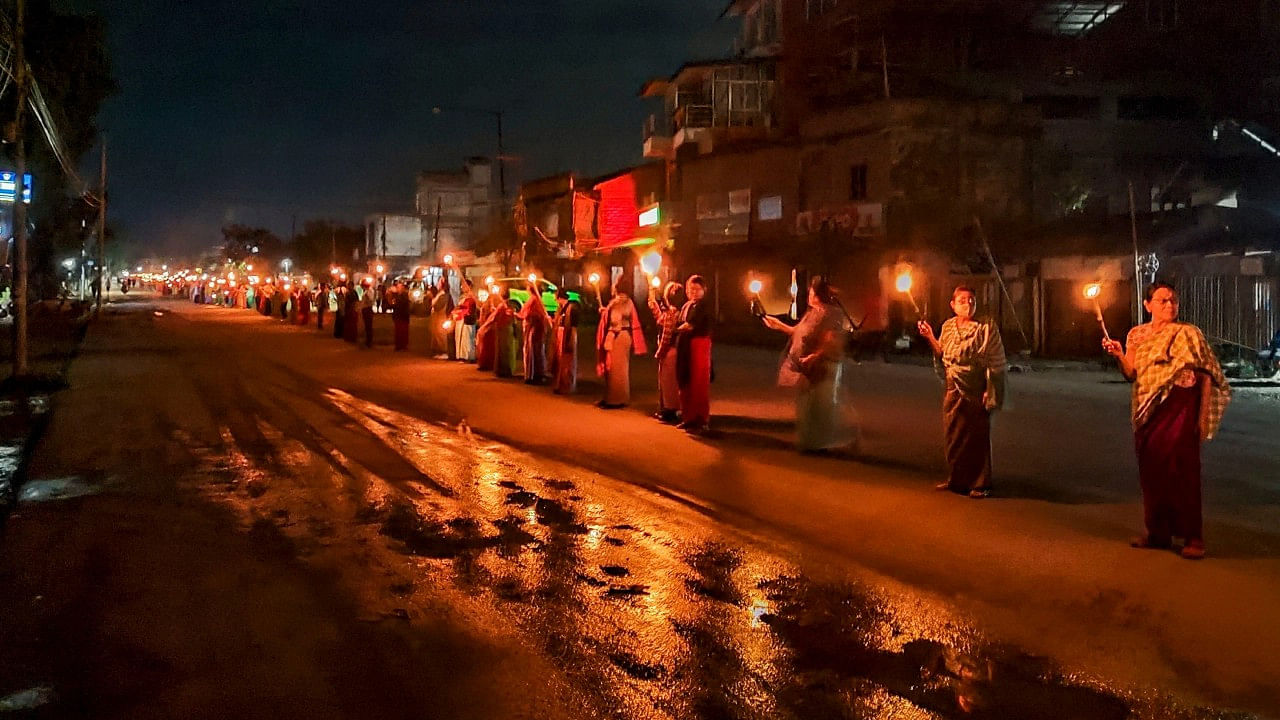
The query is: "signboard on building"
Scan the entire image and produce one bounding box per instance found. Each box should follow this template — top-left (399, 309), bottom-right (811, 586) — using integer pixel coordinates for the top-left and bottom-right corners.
top-left (0, 172), bottom-right (33, 204)
top-left (794, 202), bottom-right (882, 237)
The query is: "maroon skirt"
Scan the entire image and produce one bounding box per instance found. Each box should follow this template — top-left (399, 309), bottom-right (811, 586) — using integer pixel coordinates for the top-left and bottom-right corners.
top-left (1134, 385), bottom-right (1203, 543)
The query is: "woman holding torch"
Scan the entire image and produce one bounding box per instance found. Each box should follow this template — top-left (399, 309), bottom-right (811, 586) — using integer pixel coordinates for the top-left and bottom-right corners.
top-left (552, 288), bottom-right (581, 394)
top-left (475, 289), bottom-right (498, 371)
top-left (452, 284), bottom-right (479, 362)
top-left (391, 279), bottom-right (411, 351)
top-left (675, 275), bottom-right (713, 433)
top-left (763, 277), bottom-right (854, 452)
top-left (518, 277), bottom-right (552, 384)
top-left (429, 276), bottom-right (454, 359)
top-left (917, 286), bottom-right (1007, 498)
top-left (596, 276), bottom-right (648, 408)
top-left (1102, 282), bottom-right (1230, 559)
top-left (648, 281), bottom-right (684, 423)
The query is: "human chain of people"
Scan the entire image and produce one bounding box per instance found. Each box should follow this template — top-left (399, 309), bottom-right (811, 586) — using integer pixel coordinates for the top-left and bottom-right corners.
top-left (147, 266), bottom-right (1230, 561)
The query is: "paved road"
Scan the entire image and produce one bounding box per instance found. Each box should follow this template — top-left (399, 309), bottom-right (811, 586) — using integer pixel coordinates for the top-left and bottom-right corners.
top-left (1, 294), bottom-right (1276, 719)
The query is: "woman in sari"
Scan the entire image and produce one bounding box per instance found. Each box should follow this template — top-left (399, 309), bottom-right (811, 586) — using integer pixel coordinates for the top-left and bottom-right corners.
top-left (342, 284), bottom-right (360, 343)
top-left (475, 290), bottom-right (497, 371)
top-left (332, 284), bottom-right (346, 339)
top-left (453, 288), bottom-right (479, 362)
top-left (519, 281), bottom-right (551, 384)
top-left (428, 278), bottom-right (454, 359)
top-left (492, 288), bottom-right (518, 378)
top-left (763, 277), bottom-right (853, 452)
top-left (552, 289), bottom-right (581, 394)
top-left (648, 282), bottom-right (683, 423)
top-left (917, 286), bottom-right (1007, 499)
top-left (596, 278), bottom-right (648, 408)
top-left (675, 275), bottom-right (712, 433)
top-left (1103, 282), bottom-right (1230, 559)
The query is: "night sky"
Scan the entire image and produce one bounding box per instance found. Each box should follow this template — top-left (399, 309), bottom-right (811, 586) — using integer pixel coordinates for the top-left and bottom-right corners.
top-left (93, 0), bottom-right (736, 256)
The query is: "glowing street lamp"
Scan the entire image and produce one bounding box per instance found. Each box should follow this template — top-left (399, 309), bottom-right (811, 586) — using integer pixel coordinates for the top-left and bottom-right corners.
top-left (1083, 283), bottom-right (1112, 341)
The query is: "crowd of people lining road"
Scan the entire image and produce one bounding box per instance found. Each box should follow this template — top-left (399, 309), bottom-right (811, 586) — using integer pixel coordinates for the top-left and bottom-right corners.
top-left (162, 270), bottom-right (1230, 559)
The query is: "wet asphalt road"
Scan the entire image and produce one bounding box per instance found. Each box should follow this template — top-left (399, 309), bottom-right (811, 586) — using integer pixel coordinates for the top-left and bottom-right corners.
top-left (1, 296), bottom-right (1265, 719)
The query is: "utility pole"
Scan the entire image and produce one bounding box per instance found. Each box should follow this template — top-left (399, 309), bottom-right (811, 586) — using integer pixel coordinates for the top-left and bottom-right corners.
top-left (11, 0), bottom-right (28, 376)
top-left (95, 142), bottom-right (107, 313)
top-left (495, 110), bottom-right (506, 204)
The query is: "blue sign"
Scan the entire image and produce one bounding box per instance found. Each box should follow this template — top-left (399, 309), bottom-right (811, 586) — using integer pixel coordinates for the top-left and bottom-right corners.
top-left (0, 171), bottom-right (33, 204)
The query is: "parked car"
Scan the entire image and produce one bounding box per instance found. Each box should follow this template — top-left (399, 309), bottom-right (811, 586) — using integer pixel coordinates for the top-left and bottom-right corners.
top-left (489, 277), bottom-right (582, 314)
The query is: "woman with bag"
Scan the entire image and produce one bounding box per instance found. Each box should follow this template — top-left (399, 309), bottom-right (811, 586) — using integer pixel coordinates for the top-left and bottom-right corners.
top-left (763, 276), bottom-right (855, 452)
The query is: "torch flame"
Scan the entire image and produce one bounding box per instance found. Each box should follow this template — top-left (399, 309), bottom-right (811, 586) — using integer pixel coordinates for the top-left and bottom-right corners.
top-left (527, 273), bottom-right (537, 284)
top-left (588, 272), bottom-right (601, 285)
top-left (895, 271), bottom-right (913, 294)
top-left (650, 275), bottom-right (662, 289)
top-left (484, 275), bottom-right (495, 286)
top-left (640, 250), bottom-right (662, 276)
top-left (443, 319), bottom-right (453, 330)
top-left (443, 254), bottom-right (453, 265)
top-left (748, 279), bottom-right (764, 295)
top-left (1083, 283), bottom-right (1102, 299)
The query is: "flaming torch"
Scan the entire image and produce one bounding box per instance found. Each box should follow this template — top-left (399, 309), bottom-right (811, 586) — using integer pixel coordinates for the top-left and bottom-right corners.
top-left (748, 276), bottom-right (765, 317)
top-left (1083, 283), bottom-right (1111, 341)
top-left (895, 267), bottom-right (921, 315)
top-left (588, 272), bottom-right (602, 304)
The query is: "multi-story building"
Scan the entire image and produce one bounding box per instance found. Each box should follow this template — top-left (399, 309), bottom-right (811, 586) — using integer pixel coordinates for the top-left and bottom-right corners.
top-left (415, 156), bottom-right (496, 266)
top-left (640, 0), bottom-right (1280, 351)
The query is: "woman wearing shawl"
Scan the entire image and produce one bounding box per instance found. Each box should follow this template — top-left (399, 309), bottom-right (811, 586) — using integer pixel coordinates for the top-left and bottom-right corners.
top-left (675, 275), bottom-right (713, 433)
top-left (764, 277), bottom-right (854, 452)
top-left (1103, 282), bottom-right (1230, 559)
top-left (297, 285), bottom-right (311, 326)
top-left (429, 277), bottom-right (454, 359)
top-left (343, 284), bottom-right (360, 343)
top-left (552, 288), bottom-right (581, 394)
top-left (648, 282), bottom-right (683, 423)
top-left (596, 278), bottom-right (648, 409)
top-left (491, 288), bottom-right (518, 378)
top-left (518, 281), bottom-right (552, 384)
top-left (332, 284), bottom-right (346, 339)
top-left (453, 287), bottom-right (479, 362)
top-left (917, 286), bottom-right (1007, 499)
top-left (475, 291), bottom-right (498, 371)
top-left (391, 280), bottom-right (411, 351)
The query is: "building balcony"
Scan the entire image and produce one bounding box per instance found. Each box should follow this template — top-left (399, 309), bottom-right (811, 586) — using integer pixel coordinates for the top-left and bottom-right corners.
top-left (644, 134), bottom-right (674, 158)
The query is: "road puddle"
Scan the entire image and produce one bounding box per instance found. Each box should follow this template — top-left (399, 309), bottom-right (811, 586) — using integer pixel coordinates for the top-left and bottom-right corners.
top-left (0, 394), bottom-right (49, 510)
top-left (181, 387), bottom-right (1251, 720)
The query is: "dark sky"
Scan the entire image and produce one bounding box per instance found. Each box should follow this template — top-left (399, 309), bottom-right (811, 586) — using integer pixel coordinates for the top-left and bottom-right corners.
top-left (93, 0), bottom-right (736, 256)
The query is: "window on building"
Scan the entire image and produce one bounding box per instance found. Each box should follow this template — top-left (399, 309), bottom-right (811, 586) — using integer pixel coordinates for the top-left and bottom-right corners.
top-left (806, 0), bottom-right (837, 22)
top-left (1027, 95), bottom-right (1101, 119)
top-left (1146, 0), bottom-right (1178, 28)
top-left (1117, 95), bottom-right (1198, 120)
top-left (850, 164), bottom-right (868, 201)
top-left (1031, 2), bottom-right (1124, 36)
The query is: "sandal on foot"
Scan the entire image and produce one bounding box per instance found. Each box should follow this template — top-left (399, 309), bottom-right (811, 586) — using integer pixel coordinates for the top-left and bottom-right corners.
top-left (1179, 541), bottom-right (1206, 560)
top-left (1130, 535), bottom-right (1172, 550)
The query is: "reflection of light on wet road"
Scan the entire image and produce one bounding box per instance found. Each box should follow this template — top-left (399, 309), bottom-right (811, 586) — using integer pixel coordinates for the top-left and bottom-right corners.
top-left (177, 386), bottom-right (1233, 720)
top-left (17, 476), bottom-right (102, 503)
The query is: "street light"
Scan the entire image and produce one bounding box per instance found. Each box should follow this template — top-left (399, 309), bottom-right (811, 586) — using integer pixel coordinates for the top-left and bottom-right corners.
top-left (432, 105), bottom-right (506, 202)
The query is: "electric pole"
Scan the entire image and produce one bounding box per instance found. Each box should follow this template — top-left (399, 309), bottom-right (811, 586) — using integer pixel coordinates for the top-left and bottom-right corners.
top-left (95, 142), bottom-right (106, 313)
top-left (12, 0), bottom-right (28, 376)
